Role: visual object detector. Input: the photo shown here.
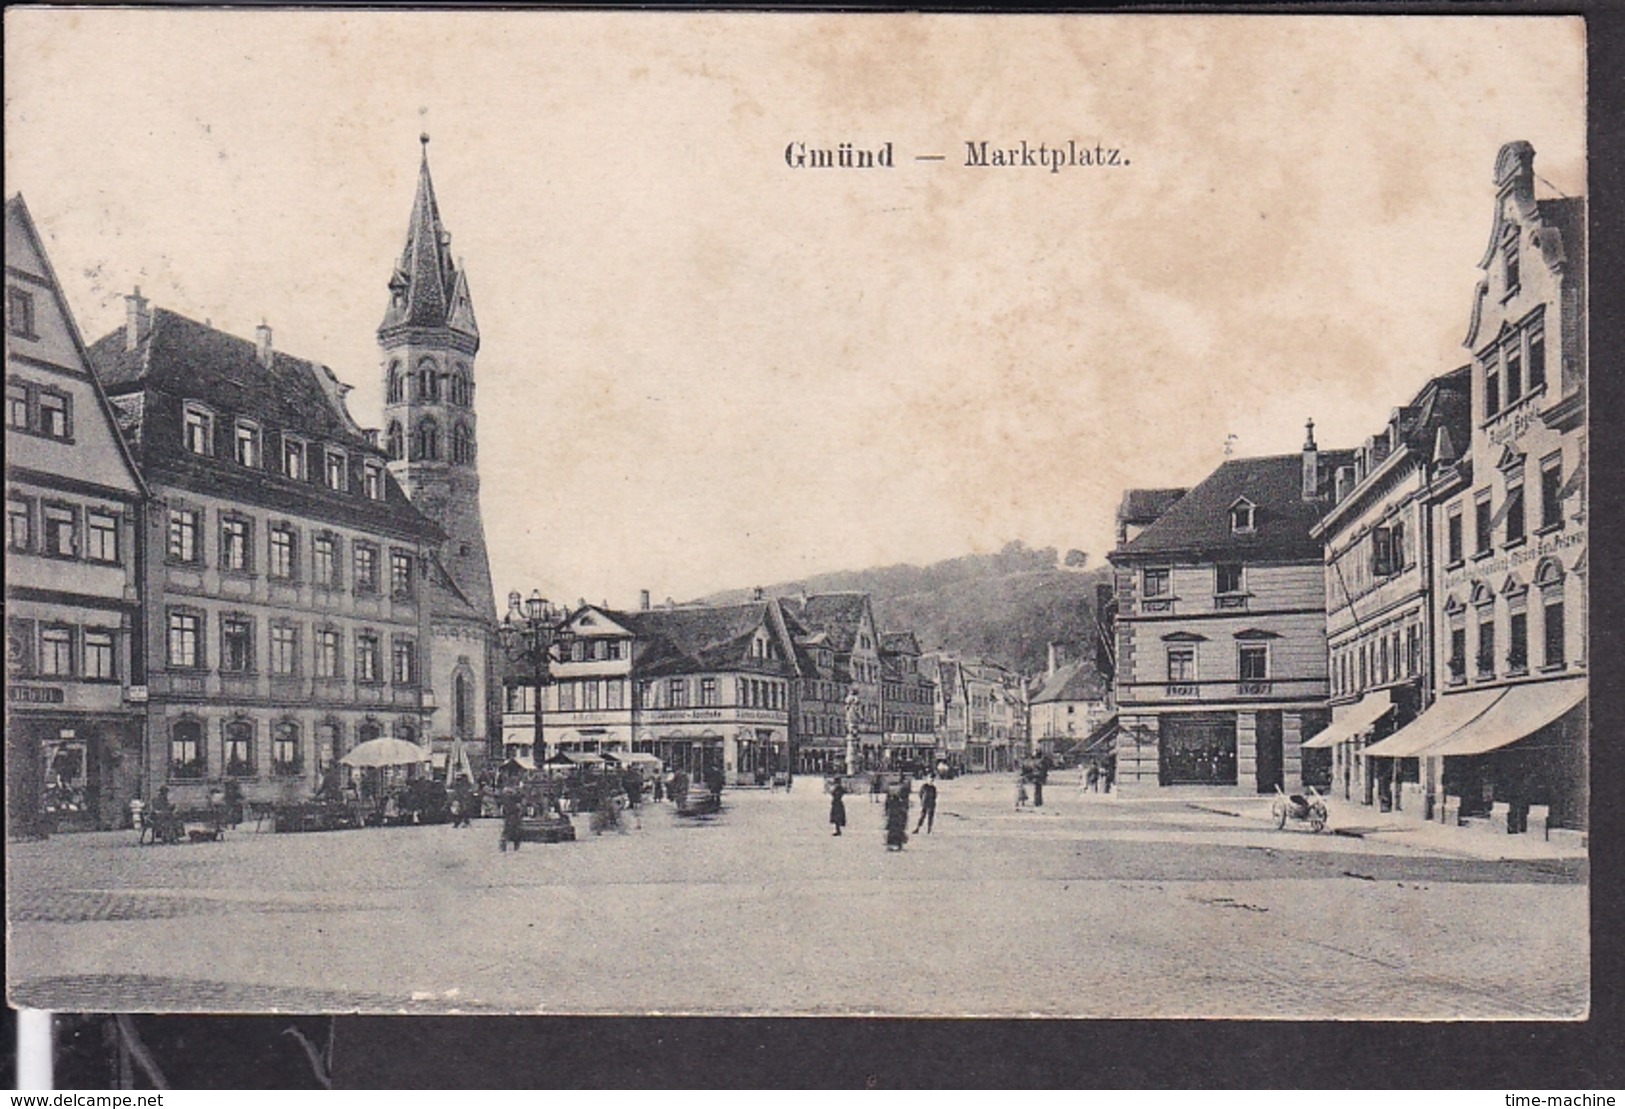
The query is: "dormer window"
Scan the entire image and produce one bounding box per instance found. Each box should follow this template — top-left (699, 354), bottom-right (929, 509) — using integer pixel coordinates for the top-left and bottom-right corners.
top-left (282, 434), bottom-right (307, 480)
top-left (234, 419), bottom-right (261, 468)
top-left (1230, 498), bottom-right (1256, 534)
top-left (364, 461), bottom-right (385, 501)
top-left (325, 448), bottom-right (348, 492)
top-left (183, 403), bottom-right (215, 457)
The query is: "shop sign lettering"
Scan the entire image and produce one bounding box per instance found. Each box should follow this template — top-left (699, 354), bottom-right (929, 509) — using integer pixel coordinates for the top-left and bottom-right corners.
top-left (9, 686), bottom-right (66, 704)
top-left (1442, 527), bottom-right (1586, 589)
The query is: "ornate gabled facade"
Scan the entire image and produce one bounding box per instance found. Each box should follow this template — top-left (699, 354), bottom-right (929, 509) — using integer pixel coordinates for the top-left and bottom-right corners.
top-left (1362, 141), bottom-right (1587, 836)
top-left (377, 138), bottom-right (498, 770)
top-left (6, 195), bottom-right (149, 833)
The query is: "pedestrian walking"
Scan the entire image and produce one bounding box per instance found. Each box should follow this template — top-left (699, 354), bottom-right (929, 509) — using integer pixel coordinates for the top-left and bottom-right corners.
top-left (884, 785), bottom-right (910, 851)
top-left (1085, 764), bottom-right (1100, 793)
top-left (1015, 775), bottom-right (1029, 809)
top-left (829, 777), bottom-right (847, 836)
top-left (622, 766), bottom-right (644, 830)
top-left (499, 788), bottom-right (523, 852)
top-left (871, 772), bottom-right (886, 803)
top-left (914, 777), bottom-right (938, 834)
top-left (670, 769), bottom-right (689, 810)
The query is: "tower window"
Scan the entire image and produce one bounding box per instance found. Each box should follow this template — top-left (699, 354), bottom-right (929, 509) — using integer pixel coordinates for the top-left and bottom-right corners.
top-left (452, 422), bottom-right (474, 464)
top-left (385, 421), bottom-right (404, 461)
top-left (386, 362), bottom-right (404, 404)
top-left (414, 418), bottom-right (440, 462)
top-left (418, 360), bottom-right (439, 402)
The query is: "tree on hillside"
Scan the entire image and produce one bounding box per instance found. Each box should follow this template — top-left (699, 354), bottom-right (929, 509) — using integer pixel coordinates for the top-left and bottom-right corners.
top-left (1064, 549), bottom-right (1088, 569)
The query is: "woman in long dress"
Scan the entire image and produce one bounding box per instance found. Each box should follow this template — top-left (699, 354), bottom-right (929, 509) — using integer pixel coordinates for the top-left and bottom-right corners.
top-left (884, 785), bottom-right (909, 851)
top-left (828, 778), bottom-right (847, 836)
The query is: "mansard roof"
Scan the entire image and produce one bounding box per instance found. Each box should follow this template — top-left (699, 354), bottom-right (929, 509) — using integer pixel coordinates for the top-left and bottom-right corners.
top-left (378, 141), bottom-right (479, 345)
top-left (87, 307), bottom-right (441, 542)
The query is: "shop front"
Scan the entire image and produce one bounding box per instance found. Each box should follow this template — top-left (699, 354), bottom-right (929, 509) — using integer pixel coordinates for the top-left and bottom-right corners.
top-left (7, 709), bottom-right (143, 834)
top-left (637, 729), bottom-right (724, 780)
top-left (1363, 678), bottom-right (1585, 834)
top-left (1159, 712), bottom-right (1237, 787)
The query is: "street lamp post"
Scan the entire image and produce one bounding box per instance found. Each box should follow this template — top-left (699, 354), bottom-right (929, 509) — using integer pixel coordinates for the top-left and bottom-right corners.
top-left (499, 590), bottom-right (572, 762)
top-left (843, 686), bottom-right (860, 778)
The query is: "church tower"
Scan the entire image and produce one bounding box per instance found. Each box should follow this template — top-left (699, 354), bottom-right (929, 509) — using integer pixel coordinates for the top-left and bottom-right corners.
top-left (378, 136), bottom-right (496, 624)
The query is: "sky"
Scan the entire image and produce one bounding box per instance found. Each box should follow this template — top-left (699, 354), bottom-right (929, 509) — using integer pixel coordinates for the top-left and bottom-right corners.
top-left (4, 12), bottom-right (1585, 610)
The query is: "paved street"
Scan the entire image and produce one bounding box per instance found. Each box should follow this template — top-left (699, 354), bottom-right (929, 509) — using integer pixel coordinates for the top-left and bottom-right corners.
top-left (7, 775), bottom-right (1587, 1018)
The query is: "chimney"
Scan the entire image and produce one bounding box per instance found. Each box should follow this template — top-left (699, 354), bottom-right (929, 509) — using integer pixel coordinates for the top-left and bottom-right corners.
top-left (639, 589), bottom-right (651, 611)
top-left (1047, 642), bottom-right (1061, 676)
top-left (125, 287), bottom-right (151, 352)
top-left (752, 586), bottom-right (765, 602)
top-left (1301, 418), bottom-right (1319, 501)
top-left (1432, 426), bottom-right (1458, 467)
top-left (255, 321), bottom-right (274, 368)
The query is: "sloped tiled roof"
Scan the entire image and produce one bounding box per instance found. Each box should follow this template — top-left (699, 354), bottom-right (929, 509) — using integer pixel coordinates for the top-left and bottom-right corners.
top-left (1118, 487), bottom-right (1188, 525)
top-left (607, 603), bottom-right (794, 679)
top-left (1114, 451), bottom-right (1352, 564)
top-left (87, 308), bottom-right (441, 543)
top-left (783, 593), bottom-right (870, 653)
top-left (1030, 660), bottom-right (1109, 705)
top-left (880, 631), bottom-right (920, 656)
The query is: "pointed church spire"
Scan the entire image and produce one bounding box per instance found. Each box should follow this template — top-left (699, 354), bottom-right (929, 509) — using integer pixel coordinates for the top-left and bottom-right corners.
top-left (378, 135), bottom-right (478, 344)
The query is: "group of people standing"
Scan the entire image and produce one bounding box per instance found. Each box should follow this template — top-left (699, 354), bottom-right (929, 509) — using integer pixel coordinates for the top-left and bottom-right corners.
top-left (828, 773), bottom-right (939, 850)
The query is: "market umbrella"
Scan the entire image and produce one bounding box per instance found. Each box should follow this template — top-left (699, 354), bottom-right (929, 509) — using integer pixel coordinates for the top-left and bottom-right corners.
top-left (340, 738), bottom-right (433, 768)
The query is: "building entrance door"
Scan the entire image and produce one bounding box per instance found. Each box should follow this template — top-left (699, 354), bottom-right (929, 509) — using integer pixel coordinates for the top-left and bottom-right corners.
top-left (1255, 710), bottom-right (1284, 794)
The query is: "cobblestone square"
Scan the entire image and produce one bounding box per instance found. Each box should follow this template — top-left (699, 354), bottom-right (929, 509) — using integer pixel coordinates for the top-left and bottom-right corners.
top-left (7, 774), bottom-right (1587, 1018)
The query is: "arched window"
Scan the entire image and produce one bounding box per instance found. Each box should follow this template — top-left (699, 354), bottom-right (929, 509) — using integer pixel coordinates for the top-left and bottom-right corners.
top-left (224, 718), bottom-right (255, 778)
top-left (452, 422), bottom-right (473, 464)
top-left (450, 366), bottom-right (471, 407)
top-left (394, 720), bottom-right (417, 746)
top-left (385, 421), bottom-right (404, 461)
top-left (273, 719), bottom-right (302, 776)
top-left (455, 672), bottom-right (474, 737)
top-left (386, 362), bottom-right (403, 404)
top-left (170, 718), bottom-right (205, 779)
top-left (358, 718), bottom-right (383, 745)
top-left (414, 418), bottom-right (440, 462)
top-left (417, 359), bottom-right (439, 403)
top-left (316, 717), bottom-right (342, 771)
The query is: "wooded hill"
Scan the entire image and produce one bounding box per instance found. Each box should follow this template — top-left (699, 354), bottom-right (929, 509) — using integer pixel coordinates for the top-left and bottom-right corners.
top-left (701, 541), bottom-right (1111, 676)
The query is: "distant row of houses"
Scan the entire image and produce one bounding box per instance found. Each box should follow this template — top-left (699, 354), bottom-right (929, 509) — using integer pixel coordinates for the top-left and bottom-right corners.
top-left (495, 588), bottom-right (1046, 784)
top-left (1102, 142), bottom-right (1587, 839)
